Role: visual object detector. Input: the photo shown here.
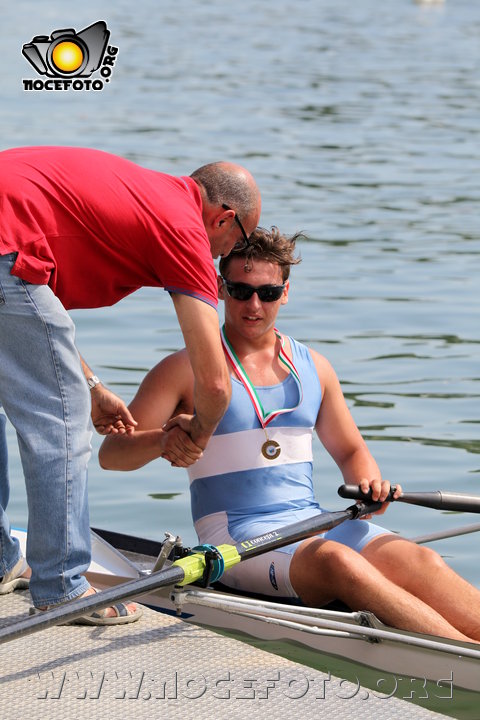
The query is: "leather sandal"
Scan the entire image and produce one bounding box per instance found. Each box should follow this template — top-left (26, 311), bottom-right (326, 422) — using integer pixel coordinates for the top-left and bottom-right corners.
top-left (71, 601), bottom-right (143, 625)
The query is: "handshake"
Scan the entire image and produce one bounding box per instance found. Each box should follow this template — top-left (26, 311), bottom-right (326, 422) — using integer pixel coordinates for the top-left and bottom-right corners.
top-left (160, 414), bottom-right (207, 468)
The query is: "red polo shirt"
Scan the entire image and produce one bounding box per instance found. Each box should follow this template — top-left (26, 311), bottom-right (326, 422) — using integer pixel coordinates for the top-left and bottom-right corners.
top-left (0, 146), bottom-right (218, 309)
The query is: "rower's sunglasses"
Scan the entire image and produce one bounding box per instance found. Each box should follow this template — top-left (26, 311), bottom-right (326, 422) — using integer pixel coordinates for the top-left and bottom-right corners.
top-left (221, 278), bottom-right (286, 302)
top-left (222, 203), bottom-right (251, 250)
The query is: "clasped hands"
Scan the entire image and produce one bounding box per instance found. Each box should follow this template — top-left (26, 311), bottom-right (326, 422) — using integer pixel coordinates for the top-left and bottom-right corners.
top-left (160, 414), bottom-right (205, 467)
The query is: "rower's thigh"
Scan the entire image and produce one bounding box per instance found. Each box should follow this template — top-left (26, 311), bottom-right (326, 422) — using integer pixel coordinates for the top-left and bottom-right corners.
top-left (324, 517), bottom-right (393, 552)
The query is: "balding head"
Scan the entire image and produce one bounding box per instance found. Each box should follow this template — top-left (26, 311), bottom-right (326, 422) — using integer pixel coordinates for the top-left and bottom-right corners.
top-left (191, 161), bottom-right (261, 221)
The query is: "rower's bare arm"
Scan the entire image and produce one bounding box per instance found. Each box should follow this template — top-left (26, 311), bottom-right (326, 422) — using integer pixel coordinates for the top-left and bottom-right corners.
top-left (171, 293), bottom-right (231, 448)
top-left (99, 351), bottom-right (199, 470)
top-left (310, 349), bottom-right (401, 505)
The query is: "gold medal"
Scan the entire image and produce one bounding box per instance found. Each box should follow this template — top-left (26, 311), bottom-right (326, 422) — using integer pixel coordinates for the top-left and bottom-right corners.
top-left (261, 439), bottom-right (281, 460)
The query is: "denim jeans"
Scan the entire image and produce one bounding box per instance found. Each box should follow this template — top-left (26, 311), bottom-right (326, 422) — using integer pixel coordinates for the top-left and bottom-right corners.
top-left (0, 253), bottom-right (91, 606)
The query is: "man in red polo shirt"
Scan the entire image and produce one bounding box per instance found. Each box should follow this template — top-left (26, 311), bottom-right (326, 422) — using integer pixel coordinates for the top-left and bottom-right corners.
top-left (0, 146), bottom-right (261, 622)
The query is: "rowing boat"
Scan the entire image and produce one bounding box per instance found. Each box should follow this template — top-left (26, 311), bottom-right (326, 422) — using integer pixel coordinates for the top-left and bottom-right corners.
top-left (7, 487), bottom-right (480, 707)
top-left (11, 518), bottom-right (480, 698)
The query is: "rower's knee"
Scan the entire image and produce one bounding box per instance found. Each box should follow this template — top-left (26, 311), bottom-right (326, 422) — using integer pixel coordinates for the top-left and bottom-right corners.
top-left (363, 536), bottom-right (448, 585)
top-left (412, 544), bottom-right (448, 572)
top-left (393, 543), bottom-right (454, 598)
top-left (290, 539), bottom-right (361, 605)
top-left (319, 542), bottom-right (360, 578)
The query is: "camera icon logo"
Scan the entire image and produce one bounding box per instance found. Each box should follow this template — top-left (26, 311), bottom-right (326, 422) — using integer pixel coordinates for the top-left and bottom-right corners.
top-left (22, 21), bottom-right (110, 78)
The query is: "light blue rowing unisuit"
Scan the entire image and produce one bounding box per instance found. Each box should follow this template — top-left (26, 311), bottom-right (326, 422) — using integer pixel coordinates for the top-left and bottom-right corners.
top-left (187, 336), bottom-right (391, 598)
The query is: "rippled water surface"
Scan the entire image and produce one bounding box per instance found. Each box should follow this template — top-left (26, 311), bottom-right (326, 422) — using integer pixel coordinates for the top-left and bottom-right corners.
top-left (2, 1), bottom-right (479, 589)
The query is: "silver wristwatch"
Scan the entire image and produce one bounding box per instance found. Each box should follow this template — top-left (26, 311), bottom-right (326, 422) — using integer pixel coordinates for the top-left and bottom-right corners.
top-left (87, 375), bottom-right (102, 390)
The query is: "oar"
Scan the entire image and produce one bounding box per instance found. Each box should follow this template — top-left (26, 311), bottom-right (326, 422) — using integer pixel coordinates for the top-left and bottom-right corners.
top-left (411, 522), bottom-right (480, 545)
top-left (0, 500), bottom-right (380, 645)
top-left (338, 484), bottom-right (480, 513)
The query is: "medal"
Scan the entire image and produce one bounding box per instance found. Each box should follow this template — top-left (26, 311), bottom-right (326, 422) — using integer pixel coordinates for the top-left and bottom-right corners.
top-left (261, 439), bottom-right (281, 460)
top-left (221, 325), bottom-right (303, 461)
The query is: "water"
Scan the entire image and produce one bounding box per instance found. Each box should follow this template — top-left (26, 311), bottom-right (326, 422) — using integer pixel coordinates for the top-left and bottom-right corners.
top-left (2, 0), bottom-right (479, 595)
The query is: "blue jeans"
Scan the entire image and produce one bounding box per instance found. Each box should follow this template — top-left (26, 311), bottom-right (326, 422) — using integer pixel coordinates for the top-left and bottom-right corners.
top-left (0, 253), bottom-right (91, 606)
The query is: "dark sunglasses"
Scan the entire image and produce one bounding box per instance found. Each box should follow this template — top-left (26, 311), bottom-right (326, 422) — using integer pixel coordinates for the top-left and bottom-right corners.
top-left (222, 278), bottom-right (285, 302)
top-left (222, 203), bottom-right (251, 250)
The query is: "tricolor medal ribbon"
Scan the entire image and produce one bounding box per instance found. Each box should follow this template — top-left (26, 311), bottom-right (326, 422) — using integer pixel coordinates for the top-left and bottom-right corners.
top-left (220, 325), bottom-right (303, 460)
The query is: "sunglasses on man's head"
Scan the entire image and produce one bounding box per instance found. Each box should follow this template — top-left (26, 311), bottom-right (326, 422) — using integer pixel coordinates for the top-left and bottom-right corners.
top-left (221, 278), bottom-right (285, 302)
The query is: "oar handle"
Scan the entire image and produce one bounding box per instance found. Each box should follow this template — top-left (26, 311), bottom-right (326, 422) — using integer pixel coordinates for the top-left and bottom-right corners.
top-left (338, 484), bottom-right (398, 503)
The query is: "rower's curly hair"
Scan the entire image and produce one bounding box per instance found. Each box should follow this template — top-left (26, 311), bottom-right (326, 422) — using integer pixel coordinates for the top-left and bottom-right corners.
top-left (219, 226), bottom-right (304, 282)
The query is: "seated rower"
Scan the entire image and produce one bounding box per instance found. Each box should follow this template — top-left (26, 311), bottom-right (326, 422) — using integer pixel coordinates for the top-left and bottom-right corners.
top-left (100, 227), bottom-right (480, 643)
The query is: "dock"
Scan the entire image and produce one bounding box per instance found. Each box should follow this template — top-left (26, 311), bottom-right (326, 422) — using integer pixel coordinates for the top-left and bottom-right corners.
top-left (0, 589), bottom-right (450, 719)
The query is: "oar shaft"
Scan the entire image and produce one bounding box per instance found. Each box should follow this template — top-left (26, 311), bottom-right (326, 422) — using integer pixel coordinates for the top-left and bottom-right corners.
top-left (0, 564), bottom-right (185, 644)
top-left (235, 503), bottom-right (379, 560)
top-left (411, 522), bottom-right (480, 545)
top-left (338, 484), bottom-right (480, 513)
top-left (405, 492), bottom-right (480, 512)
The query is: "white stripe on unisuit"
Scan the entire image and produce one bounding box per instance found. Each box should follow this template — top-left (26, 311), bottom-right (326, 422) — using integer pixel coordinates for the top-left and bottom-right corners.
top-left (188, 426), bottom-right (313, 481)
